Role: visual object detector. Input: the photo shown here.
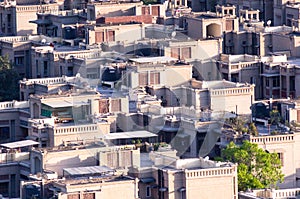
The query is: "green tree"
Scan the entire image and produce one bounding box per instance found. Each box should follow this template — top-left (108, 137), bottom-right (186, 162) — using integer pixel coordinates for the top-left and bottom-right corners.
top-left (248, 122), bottom-right (258, 136)
top-left (222, 141), bottom-right (284, 191)
top-left (0, 55), bottom-right (20, 101)
top-left (270, 110), bottom-right (281, 125)
top-left (229, 117), bottom-right (248, 134)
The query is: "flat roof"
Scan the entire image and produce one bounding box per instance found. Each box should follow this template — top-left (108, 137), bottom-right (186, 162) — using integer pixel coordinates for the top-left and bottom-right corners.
top-left (42, 100), bottom-right (89, 108)
top-left (130, 56), bottom-right (177, 64)
top-left (63, 166), bottom-right (113, 176)
top-left (1, 140), bottom-right (39, 149)
top-left (104, 131), bottom-right (158, 140)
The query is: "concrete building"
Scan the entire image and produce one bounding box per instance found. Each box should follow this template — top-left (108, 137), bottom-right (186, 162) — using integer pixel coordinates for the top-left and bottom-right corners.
top-left (172, 80), bottom-right (255, 115)
top-left (184, 11), bottom-right (239, 40)
top-left (122, 57), bottom-right (192, 89)
top-left (218, 0), bottom-right (274, 23)
top-left (239, 188), bottom-right (300, 199)
top-left (48, 173), bottom-right (138, 199)
top-left (31, 9), bottom-right (87, 38)
top-left (131, 155), bottom-right (238, 199)
top-left (0, 140), bottom-right (38, 198)
top-left (220, 124), bottom-right (300, 188)
top-left (87, 1), bottom-right (143, 20)
top-left (217, 54), bottom-right (262, 99)
top-left (0, 0), bottom-right (60, 36)
top-left (0, 101), bottom-right (30, 143)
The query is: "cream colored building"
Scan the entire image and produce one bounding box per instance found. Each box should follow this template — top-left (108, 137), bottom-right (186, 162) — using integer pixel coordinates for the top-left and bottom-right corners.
top-left (217, 54), bottom-right (262, 99)
top-left (0, 0), bottom-right (60, 36)
top-left (133, 156), bottom-right (238, 199)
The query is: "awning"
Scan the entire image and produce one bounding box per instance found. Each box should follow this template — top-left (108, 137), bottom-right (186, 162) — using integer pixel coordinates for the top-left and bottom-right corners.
top-left (42, 100), bottom-right (89, 108)
top-left (159, 187), bottom-right (168, 192)
top-left (130, 56), bottom-right (177, 64)
top-left (140, 177), bottom-right (155, 183)
top-left (29, 19), bottom-right (52, 25)
top-left (63, 166), bottom-right (113, 176)
top-left (46, 25), bottom-right (58, 29)
top-left (104, 131), bottom-right (158, 140)
top-left (177, 187), bottom-right (186, 192)
top-left (260, 73), bottom-right (280, 77)
top-left (0, 140), bottom-right (39, 149)
top-left (156, 126), bottom-right (179, 132)
top-left (26, 135), bottom-right (38, 141)
top-left (176, 133), bottom-right (190, 139)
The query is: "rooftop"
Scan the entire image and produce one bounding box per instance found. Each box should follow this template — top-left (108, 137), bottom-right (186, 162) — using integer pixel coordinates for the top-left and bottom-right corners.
top-left (0, 140), bottom-right (39, 149)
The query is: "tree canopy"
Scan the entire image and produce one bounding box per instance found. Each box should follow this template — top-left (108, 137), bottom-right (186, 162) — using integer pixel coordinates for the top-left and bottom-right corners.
top-left (0, 55), bottom-right (20, 101)
top-left (221, 141), bottom-right (284, 191)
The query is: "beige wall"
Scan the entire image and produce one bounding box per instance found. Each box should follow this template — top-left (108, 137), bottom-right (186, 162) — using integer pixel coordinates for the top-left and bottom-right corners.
top-left (56, 179), bottom-right (138, 199)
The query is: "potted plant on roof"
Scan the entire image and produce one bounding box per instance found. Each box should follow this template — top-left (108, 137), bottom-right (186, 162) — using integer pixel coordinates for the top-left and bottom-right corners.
top-left (135, 139), bottom-right (143, 149)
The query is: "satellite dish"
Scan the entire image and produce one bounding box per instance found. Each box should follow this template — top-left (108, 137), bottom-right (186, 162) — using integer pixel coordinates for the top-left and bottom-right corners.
top-left (267, 20), bottom-right (271, 26)
top-left (171, 31), bottom-right (176, 38)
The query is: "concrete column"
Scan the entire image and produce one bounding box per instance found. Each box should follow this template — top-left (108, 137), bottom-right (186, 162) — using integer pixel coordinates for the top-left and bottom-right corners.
top-left (287, 74), bottom-right (290, 98)
top-left (245, 11), bottom-right (249, 20)
top-left (174, 0), bottom-right (177, 8)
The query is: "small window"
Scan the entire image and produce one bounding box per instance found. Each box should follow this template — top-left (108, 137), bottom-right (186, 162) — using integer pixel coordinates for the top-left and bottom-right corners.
top-left (146, 185), bottom-right (151, 197)
top-left (277, 153), bottom-right (284, 166)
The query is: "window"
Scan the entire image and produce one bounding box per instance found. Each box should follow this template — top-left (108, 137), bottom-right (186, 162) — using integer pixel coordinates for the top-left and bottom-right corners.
top-left (111, 99), bottom-right (121, 112)
top-left (0, 127), bottom-right (9, 141)
top-left (150, 72), bottom-right (160, 85)
top-left (95, 32), bottom-right (104, 43)
top-left (171, 48), bottom-right (180, 59)
top-left (99, 99), bottom-right (109, 113)
top-left (146, 185), bottom-right (151, 197)
top-left (266, 78), bottom-right (269, 87)
top-left (36, 60), bottom-right (39, 76)
top-left (14, 57), bottom-right (24, 65)
top-left (139, 72), bottom-right (148, 86)
top-left (278, 153), bottom-right (284, 166)
top-left (0, 182), bottom-right (9, 197)
top-left (181, 47), bottom-right (191, 59)
top-left (83, 193), bottom-right (95, 199)
top-left (67, 66), bottom-right (73, 76)
top-left (250, 77), bottom-right (256, 84)
top-left (107, 30), bottom-right (115, 42)
top-left (67, 194), bottom-right (80, 199)
top-left (273, 77), bottom-right (280, 87)
top-left (43, 61), bottom-right (48, 77)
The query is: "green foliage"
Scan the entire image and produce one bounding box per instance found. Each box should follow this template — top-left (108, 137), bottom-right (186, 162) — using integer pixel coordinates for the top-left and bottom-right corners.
top-left (227, 117), bottom-right (248, 134)
top-left (249, 122), bottom-right (258, 136)
top-left (271, 131), bottom-right (279, 135)
top-left (0, 56), bottom-right (20, 101)
top-left (222, 141), bottom-right (284, 191)
top-left (270, 110), bottom-right (281, 125)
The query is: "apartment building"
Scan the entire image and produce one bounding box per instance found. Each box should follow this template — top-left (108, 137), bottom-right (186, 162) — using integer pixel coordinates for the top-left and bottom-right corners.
top-left (130, 155), bottom-right (238, 199)
top-left (218, 0), bottom-right (274, 23)
top-left (220, 128), bottom-right (300, 188)
top-left (184, 12), bottom-right (239, 41)
top-left (0, 140), bottom-right (39, 198)
top-left (0, 0), bottom-right (60, 36)
top-left (31, 9), bottom-right (87, 38)
top-left (217, 54), bottom-right (262, 99)
top-left (0, 101), bottom-right (30, 143)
